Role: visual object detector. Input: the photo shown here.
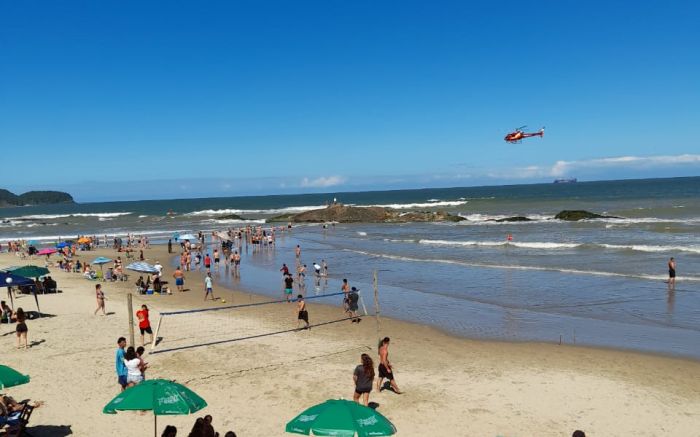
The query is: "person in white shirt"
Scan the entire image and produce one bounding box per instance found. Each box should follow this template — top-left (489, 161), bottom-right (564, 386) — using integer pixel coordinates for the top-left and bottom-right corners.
top-left (123, 346), bottom-right (144, 387)
top-left (204, 273), bottom-right (215, 301)
top-left (154, 261), bottom-right (163, 275)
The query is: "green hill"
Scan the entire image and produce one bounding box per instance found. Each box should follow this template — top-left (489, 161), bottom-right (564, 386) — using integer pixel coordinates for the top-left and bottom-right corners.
top-left (0, 189), bottom-right (75, 207)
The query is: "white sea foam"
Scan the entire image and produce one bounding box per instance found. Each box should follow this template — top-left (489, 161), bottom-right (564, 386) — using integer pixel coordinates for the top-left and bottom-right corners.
top-left (420, 239), bottom-right (580, 249)
top-left (7, 212), bottom-right (133, 220)
top-left (203, 218), bottom-right (266, 224)
top-left (357, 231), bottom-right (368, 236)
top-left (344, 249), bottom-right (700, 281)
top-left (598, 243), bottom-right (700, 254)
top-left (458, 213), bottom-right (554, 224)
top-left (186, 205), bottom-right (326, 216)
top-left (361, 200), bottom-right (468, 209)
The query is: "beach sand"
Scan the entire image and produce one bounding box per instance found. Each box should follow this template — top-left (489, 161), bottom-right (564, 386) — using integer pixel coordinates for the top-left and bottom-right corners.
top-left (1, 245), bottom-right (699, 436)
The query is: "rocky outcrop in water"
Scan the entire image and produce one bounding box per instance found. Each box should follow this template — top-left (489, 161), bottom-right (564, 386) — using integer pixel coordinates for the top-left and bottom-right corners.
top-left (491, 216), bottom-right (532, 222)
top-left (554, 210), bottom-right (619, 221)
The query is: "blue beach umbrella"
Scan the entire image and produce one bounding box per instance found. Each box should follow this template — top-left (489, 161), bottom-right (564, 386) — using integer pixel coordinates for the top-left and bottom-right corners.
top-left (92, 257), bottom-right (113, 265)
top-left (55, 241), bottom-right (72, 249)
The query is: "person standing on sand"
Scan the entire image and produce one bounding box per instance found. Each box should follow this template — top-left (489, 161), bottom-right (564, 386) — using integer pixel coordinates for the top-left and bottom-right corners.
top-left (136, 304), bottom-right (153, 346)
top-left (173, 266), bottom-right (185, 292)
top-left (296, 294), bottom-right (309, 330)
top-left (668, 257), bottom-right (676, 288)
top-left (15, 308), bottom-right (28, 349)
top-left (376, 337), bottom-right (401, 394)
top-left (115, 337), bottom-right (128, 391)
top-left (341, 278), bottom-right (350, 312)
top-left (353, 353), bottom-right (375, 406)
top-left (94, 284), bottom-right (106, 315)
top-left (204, 273), bottom-right (215, 301)
top-left (204, 253), bottom-right (212, 271)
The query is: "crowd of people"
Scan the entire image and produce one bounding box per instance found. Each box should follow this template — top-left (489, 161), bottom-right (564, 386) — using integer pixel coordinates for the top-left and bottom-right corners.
top-left (160, 415), bottom-right (237, 437)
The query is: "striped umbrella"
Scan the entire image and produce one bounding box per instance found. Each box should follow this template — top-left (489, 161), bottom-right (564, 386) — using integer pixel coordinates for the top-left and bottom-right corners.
top-left (126, 262), bottom-right (159, 274)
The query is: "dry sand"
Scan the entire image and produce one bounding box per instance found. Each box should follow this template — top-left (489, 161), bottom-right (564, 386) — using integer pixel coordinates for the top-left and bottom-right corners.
top-left (1, 245), bottom-right (699, 436)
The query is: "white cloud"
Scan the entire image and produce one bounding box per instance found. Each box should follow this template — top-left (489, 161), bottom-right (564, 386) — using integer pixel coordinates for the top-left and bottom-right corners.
top-left (548, 154), bottom-right (700, 177)
top-left (300, 175), bottom-right (347, 188)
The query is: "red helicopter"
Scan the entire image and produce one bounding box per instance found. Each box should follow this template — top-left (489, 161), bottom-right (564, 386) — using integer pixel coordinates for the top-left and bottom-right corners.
top-left (504, 126), bottom-right (545, 143)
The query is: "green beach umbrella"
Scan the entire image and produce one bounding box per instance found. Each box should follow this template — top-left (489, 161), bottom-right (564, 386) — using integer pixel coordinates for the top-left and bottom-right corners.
top-left (103, 379), bottom-right (207, 437)
top-left (0, 365), bottom-right (30, 389)
top-left (5, 265), bottom-right (50, 279)
top-left (286, 399), bottom-right (397, 436)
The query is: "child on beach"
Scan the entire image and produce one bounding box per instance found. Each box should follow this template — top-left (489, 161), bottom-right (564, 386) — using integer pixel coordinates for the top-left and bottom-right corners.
top-left (296, 294), bottom-right (309, 330)
top-left (136, 346), bottom-right (149, 380)
top-left (283, 274), bottom-right (294, 302)
top-left (136, 304), bottom-right (153, 346)
top-left (94, 284), bottom-right (106, 315)
top-left (124, 346), bottom-right (143, 387)
top-left (204, 273), bottom-right (215, 301)
top-left (15, 307), bottom-right (28, 349)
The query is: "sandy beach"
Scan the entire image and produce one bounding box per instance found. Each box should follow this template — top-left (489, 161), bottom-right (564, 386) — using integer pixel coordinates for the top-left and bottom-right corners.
top-left (1, 244), bottom-right (699, 437)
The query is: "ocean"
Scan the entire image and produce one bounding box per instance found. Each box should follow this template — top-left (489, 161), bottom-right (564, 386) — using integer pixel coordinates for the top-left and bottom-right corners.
top-left (1, 176), bottom-right (699, 358)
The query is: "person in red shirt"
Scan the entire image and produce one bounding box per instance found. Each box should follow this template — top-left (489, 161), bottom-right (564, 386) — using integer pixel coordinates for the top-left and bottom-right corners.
top-left (136, 304), bottom-right (153, 347)
top-left (204, 254), bottom-right (212, 271)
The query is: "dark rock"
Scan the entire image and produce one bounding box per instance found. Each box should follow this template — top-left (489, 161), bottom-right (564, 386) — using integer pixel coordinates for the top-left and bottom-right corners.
top-left (492, 216), bottom-right (532, 222)
top-left (554, 210), bottom-right (620, 221)
top-left (288, 204), bottom-right (465, 223)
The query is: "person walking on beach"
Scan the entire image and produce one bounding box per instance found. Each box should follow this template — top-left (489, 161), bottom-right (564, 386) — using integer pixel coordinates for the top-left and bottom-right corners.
top-left (353, 353), bottom-right (375, 406)
top-left (167, 239), bottom-right (172, 254)
top-left (347, 287), bottom-right (361, 323)
top-left (204, 273), bottom-right (215, 301)
top-left (284, 274), bottom-right (294, 302)
top-left (115, 337), bottom-right (128, 391)
top-left (213, 249), bottom-right (220, 269)
top-left (204, 253), bottom-right (212, 271)
top-left (173, 266), bottom-right (185, 292)
top-left (15, 308), bottom-right (28, 349)
top-left (376, 337), bottom-right (401, 394)
top-left (94, 284), bottom-right (106, 316)
top-left (668, 257), bottom-right (676, 288)
top-left (232, 251), bottom-right (241, 277)
top-left (341, 278), bottom-right (350, 312)
top-left (136, 304), bottom-right (153, 346)
top-left (296, 294), bottom-right (309, 330)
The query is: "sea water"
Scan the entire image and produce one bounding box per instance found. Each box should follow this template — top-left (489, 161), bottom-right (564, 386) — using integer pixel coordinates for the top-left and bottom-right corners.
top-left (1, 177), bottom-right (699, 358)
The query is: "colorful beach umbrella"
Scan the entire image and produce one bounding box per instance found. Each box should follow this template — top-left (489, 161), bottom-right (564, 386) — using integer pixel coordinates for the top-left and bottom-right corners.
top-left (0, 365), bottom-right (30, 390)
top-left (78, 237), bottom-right (92, 244)
top-left (92, 257), bottom-right (113, 265)
top-left (126, 262), bottom-right (159, 274)
top-left (103, 379), bottom-right (207, 437)
top-left (178, 233), bottom-right (197, 241)
top-left (286, 399), bottom-right (397, 436)
top-left (55, 241), bottom-right (72, 249)
top-left (37, 248), bottom-right (57, 256)
top-left (4, 265), bottom-right (50, 279)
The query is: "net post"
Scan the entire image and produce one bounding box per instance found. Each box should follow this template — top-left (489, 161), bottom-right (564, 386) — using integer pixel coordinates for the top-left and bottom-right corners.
top-left (151, 315), bottom-right (163, 350)
top-left (359, 291), bottom-right (369, 317)
top-left (373, 270), bottom-right (380, 341)
top-left (127, 293), bottom-right (135, 347)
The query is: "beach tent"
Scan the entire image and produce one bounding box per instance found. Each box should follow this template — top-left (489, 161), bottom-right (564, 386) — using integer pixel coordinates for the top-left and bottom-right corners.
top-left (37, 248), bottom-right (57, 256)
top-left (5, 265), bottom-right (50, 279)
top-left (103, 379), bottom-right (207, 437)
top-left (0, 271), bottom-right (39, 315)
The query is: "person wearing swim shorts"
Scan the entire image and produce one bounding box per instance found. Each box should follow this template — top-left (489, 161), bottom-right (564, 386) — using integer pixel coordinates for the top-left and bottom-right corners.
top-left (353, 353), bottom-right (375, 405)
top-left (115, 337), bottom-right (128, 390)
top-left (376, 337), bottom-right (401, 394)
top-left (284, 274), bottom-right (294, 302)
top-left (204, 273), bottom-right (215, 301)
top-left (668, 257), bottom-right (676, 288)
top-left (173, 266), bottom-right (185, 292)
top-left (136, 304), bottom-right (153, 346)
top-left (296, 294), bottom-right (309, 329)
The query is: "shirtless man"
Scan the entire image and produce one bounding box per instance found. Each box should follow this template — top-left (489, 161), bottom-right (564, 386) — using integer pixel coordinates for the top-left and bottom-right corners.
top-left (668, 257), bottom-right (676, 288)
top-left (233, 251), bottom-right (241, 277)
top-left (341, 278), bottom-right (350, 312)
top-left (295, 245), bottom-right (301, 259)
top-left (376, 337), bottom-right (401, 394)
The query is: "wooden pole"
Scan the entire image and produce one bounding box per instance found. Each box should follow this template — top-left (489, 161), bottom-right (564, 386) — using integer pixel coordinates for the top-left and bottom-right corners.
top-left (151, 315), bottom-right (163, 350)
top-left (373, 270), bottom-right (380, 342)
top-left (127, 293), bottom-right (135, 347)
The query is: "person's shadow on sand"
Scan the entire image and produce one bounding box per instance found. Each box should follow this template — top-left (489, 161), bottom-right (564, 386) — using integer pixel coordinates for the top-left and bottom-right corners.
top-left (368, 402), bottom-right (380, 410)
top-left (29, 339), bottom-right (46, 348)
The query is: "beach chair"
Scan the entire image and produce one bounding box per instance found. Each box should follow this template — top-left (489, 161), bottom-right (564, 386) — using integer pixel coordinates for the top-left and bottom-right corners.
top-left (4, 403), bottom-right (34, 436)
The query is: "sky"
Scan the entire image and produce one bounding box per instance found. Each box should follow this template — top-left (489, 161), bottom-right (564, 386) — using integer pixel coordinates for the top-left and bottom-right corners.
top-left (1, 1), bottom-right (699, 201)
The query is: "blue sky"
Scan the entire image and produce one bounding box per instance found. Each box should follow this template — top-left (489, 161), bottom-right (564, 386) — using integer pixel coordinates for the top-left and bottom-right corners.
top-left (1, 1), bottom-right (699, 201)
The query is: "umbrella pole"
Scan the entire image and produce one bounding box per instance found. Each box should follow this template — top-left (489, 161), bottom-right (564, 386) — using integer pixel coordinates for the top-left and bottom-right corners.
top-left (154, 414), bottom-right (157, 437)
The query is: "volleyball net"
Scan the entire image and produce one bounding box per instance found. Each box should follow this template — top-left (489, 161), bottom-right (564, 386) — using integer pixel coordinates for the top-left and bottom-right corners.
top-left (150, 291), bottom-right (368, 354)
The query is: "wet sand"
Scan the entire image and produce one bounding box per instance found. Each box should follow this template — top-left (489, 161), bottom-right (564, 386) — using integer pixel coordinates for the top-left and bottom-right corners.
top-left (1, 244), bottom-right (699, 436)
